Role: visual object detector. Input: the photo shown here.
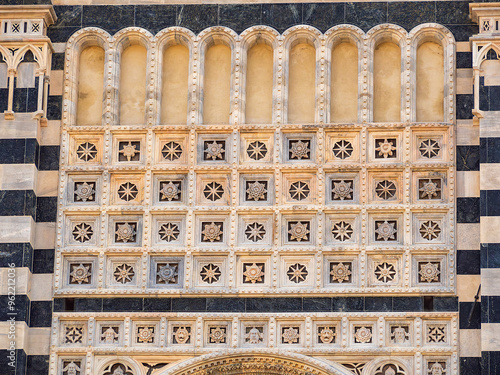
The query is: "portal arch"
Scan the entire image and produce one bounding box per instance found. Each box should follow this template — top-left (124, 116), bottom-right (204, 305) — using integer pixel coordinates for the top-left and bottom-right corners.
top-left (159, 351), bottom-right (354, 375)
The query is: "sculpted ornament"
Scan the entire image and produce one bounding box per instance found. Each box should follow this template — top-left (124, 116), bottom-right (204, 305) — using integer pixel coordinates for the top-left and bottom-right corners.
top-left (72, 223), bottom-right (93, 243)
top-left (288, 221), bottom-right (310, 242)
top-left (246, 181), bottom-right (267, 201)
top-left (375, 180), bottom-right (396, 200)
top-left (375, 221), bottom-right (397, 241)
top-left (243, 263), bottom-right (264, 283)
top-left (204, 141), bottom-right (225, 160)
top-left (420, 139), bottom-right (440, 158)
top-left (332, 180), bottom-right (353, 200)
top-left (209, 326), bottom-right (227, 343)
top-left (391, 326), bottom-right (410, 344)
top-left (137, 326), bottom-right (154, 343)
top-left (245, 327), bottom-right (264, 344)
top-left (118, 182), bottom-right (138, 201)
top-left (101, 327), bottom-right (119, 344)
top-left (317, 326), bottom-right (336, 343)
top-left (287, 263), bottom-right (308, 283)
top-left (332, 221), bottom-right (353, 241)
top-left (201, 222), bottom-right (223, 242)
top-left (62, 361), bottom-right (81, 375)
top-left (115, 223), bottom-right (136, 243)
top-left (203, 182), bottom-right (224, 201)
top-left (200, 263), bottom-right (221, 284)
top-left (428, 362), bottom-right (445, 375)
top-left (419, 262), bottom-right (441, 283)
top-left (330, 262), bottom-right (352, 283)
top-left (157, 264), bottom-right (178, 284)
top-left (289, 181), bottom-right (310, 201)
top-left (428, 325), bottom-right (446, 343)
top-left (69, 264), bottom-right (91, 284)
top-left (354, 326), bottom-right (372, 343)
top-left (375, 139), bottom-right (397, 158)
top-left (245, 222), bottom-right (266, 242)
top-left (119, 141), bottom-right (139, 161)
top-left (65, 325), bottom-right (83, 344)
top-left (419, 179), bottom-right (441, 199)
top-left (281, 327), bottom-right (300, 344)
top-left (159, 181), bottom-right (180, 201)
top-left (289, 140), bottom-right (310, 159)
top-left (420, 220), bottom-right (441, 240)
top-left (74, 182), bottom-right (95, 202)
top-left (173, 326), bottom-right (191, 344)
top-left (374, 262), bottom-right (396, 283)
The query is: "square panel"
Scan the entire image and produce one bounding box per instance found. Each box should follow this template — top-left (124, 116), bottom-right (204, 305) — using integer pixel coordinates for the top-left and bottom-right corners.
top-left (196, 173), bottom-right (231, 206)
top-left (193, 256), bottom-right (227, 288)
top-left (280, 256), bottom-right (315, 288)
top-left (197, 133), bottom-right (232, 164)
top-left (155, 132), bottom-right (189, 165)
top-left (237, 214), bottom-right (273, 246)
top-left (240, 131), bottom-right (274, 164)
top-left (325, 131), bottom-right (360, 163)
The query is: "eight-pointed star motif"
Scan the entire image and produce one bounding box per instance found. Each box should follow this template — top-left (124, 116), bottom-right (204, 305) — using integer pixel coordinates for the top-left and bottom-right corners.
top-left (203, 182), bottom-right (224, 201)
top-left (419, 139), bottom-right (440, 158)
top-left (204, 141), bottom-right (225, 160)
top-left (420, 220), bottom-right (441, 241)
top-left (119, 141), bottom-right (139, 161)
top-left (200, 264), bottom-right (221, 284)
top-left (118, 182), bottom-right (138, 201)
top-left (332, 140), bottom-right (353, 159)
top-left (332, 221), bottom-right (353, 241)
top-left (245, 222), bottom-right (266, 242)
top-left (162, 141), bottom-right (183, 161)
top-left (419, 262), bottom-right (440, 283)
top-left (289, 181), bottom-right (310, 201)
top-left (246, 141), bottom-right (267, 160)
top-left (374, 262), bottom-right (396, 283)
top-left (375, 180), bottom-right (396, 200)
top-left (72, 223), bottom-right (93, 242)
top-left (287, 263), bottom-right (308, 283)
top-left (159, 223), bottom-right (180, 242)
top-left (113, 264), bottom-right (135, 284)
top-left (76, 142), bottom-right (97, 162)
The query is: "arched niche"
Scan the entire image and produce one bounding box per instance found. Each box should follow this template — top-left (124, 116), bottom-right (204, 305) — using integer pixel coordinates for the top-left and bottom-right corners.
top-left (373, 40), bottom-right (401, 122)
top-left (76, 45), bottom-right (105, 125)
top-left (14, 50), bottom-right (39, 113)
top-left (245, 41), bottom-right (273, 124)
top-left (288, 40), bottom-right (316, 123)
top-left (203, 42), bottom-right (232, 124)
top-left (161, 43), bottom-right (189, 124)
top-left (331, 41), bottom-right (358, 122)
top-left (119, 44), bottom-right (147, 125)
top-left (416, 41), bottom-right (444, 122)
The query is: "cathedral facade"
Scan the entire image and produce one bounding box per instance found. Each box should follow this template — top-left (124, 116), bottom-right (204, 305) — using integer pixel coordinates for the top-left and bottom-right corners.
top-left (0, 1), bottom-right (498, 374)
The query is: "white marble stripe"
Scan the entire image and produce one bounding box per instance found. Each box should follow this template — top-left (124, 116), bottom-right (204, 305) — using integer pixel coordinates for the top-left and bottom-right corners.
top-left (481, 323), bottom-right (500, 351)
top-left (457, 223), bottom-right (480, 250)
top-left (480, 164), bottom-right (500, 190)
top-left (480, 269), bottom-right (500, 296)
top-left (460, 329), bottom-right (482, 357)
top-left (0, 216), bottom-right (34, 244)
top-left (457, 171), bottom-right (480, 197)
top-left (0, 164), bottom-right (37, 191)
top-left (0, 114), bottom-right (38, 140)
top-left (480, 217), bottom-right (500, 244)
